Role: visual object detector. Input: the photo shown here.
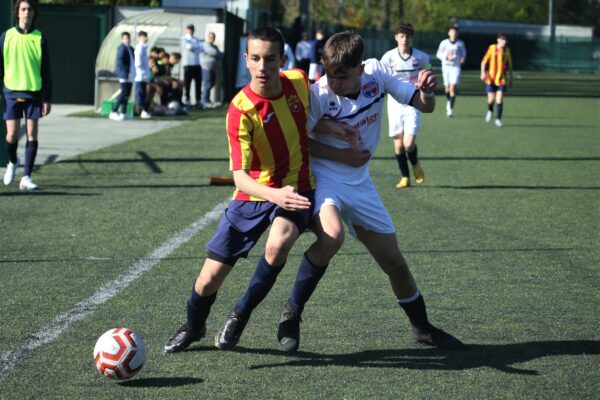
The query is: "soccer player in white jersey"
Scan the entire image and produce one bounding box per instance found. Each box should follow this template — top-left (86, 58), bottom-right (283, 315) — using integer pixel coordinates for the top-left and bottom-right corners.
top-left (380, 23), bottom-right (430, 189)
top-left (436, 25), bottom-right (466, 117)
top-left (275, 31), bottom-right (464, 352)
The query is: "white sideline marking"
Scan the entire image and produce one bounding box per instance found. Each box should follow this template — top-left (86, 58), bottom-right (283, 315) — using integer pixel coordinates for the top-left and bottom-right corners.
top-left (0, 200), bottom-right (228, 379)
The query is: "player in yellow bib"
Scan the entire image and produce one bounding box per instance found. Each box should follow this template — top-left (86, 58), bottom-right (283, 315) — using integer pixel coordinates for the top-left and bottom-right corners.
top-left (1, 0), bottom-right (52, 190)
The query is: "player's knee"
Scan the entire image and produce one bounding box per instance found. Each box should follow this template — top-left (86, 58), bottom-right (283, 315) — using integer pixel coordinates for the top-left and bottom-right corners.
top-left (264, 238), bottom-right (294, 261)
top-left (317, 229), bottom-right (344, 255)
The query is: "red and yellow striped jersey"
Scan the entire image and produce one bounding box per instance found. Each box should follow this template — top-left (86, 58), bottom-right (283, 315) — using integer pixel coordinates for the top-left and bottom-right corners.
top-left (482, 44), bottom-right (513, 86)
top-left (227, 69), bottom-right (315, 201)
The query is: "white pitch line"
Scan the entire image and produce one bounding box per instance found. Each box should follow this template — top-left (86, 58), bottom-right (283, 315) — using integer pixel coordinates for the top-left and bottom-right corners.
top-left (0, 200), bottom-right (228, 379)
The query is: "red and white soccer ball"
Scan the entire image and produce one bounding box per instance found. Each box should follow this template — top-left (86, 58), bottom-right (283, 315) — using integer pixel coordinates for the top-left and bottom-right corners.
top-left (93, 327), bottom-right (146, 380)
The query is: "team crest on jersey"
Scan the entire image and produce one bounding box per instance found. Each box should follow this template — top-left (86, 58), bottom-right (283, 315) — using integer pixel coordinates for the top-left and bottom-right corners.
top-left (287, 95), bottom-right (301, 112)
top-left (362, 79), bottom-right (379, 98)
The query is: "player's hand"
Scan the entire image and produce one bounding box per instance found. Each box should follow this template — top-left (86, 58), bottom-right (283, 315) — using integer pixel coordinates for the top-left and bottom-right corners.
top-left (42, 102), bottom-right (52, 116)
top-left (343, 149), bottom-right (371, 167)
top-left (314, 119), bottom-right (362, 152)
top-left (480, 72), bottom-right (486, 81)
top-left (416, 70), bottom-right (437, 94)
top-left (271, 185), bottom-right (311, 211)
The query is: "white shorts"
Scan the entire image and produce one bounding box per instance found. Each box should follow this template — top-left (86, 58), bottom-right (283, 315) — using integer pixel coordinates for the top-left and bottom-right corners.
top-left (314, 175), bottom-right (396, 238)
top-left (442, 65), bottom-right (461, 86)
top-left (387, 100), bottom-right (420, 137)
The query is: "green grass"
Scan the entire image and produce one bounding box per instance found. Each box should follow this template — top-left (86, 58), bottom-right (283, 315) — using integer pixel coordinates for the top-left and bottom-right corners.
top-left (0, 90), bottom-right (599, 399)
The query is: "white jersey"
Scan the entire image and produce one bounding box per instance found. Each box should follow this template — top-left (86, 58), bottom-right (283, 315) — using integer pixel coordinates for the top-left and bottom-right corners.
top-left (436, 39), bottom-right (466, 68)
top-left (380, 47), bottom-right (430, 85)
top-left (309, 58), bottom-right (417, 184)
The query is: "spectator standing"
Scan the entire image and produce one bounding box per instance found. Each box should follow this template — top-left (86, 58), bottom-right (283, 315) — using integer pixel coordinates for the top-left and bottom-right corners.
top-left (200, 31), bottom-right (222, 108)
top-left (109, 32), bottom-right (135, 121)
top-left (1, 0), bottom-right (52, 191)
top-left (181, 24), bottom-right (204, 109)
top-left (308, 30), bottom-right (325, 83)
top-left (294, 31), bottom-right (312, 74)
top-left (134, 30), bottom-right (152, 119)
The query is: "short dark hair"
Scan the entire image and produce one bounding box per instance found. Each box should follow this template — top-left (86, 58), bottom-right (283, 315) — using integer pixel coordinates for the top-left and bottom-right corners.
top-left (395, 22), bottom-right (414, 36)
top-left (138, 31), bottom-right (148, 38)
top-left (497, 32), bottom-right (508, 39)
top-left (448, 24), bottom-right (459, 31)
top-left (121, 32), bottom-right (130, 39)
top-left (321, 31), bottom-right (364, 75)
top-left (246, 26), bottom-right (285, 57)
top-left (186, 24), bottom-right (195, 31)
top-left (13, 0), bottom-right (39, 24)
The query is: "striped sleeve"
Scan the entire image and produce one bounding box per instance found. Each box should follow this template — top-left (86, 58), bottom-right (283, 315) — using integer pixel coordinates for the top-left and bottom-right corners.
top-left (227, 104), bottom-right (254, 171)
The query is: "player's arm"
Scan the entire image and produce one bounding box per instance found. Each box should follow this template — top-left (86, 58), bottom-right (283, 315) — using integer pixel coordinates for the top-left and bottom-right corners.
top-left (480, 48), bottom-right (490, 81)
top-left (507, 51), bottom-right (514, 88)
top-left (232, 169), bottom-right (310, 211)
top-left (313, 119), bottom-right (361, 151)
top-left (41, 34), bottom-right (52, 115)
top-left (459, 42), bottom-right (466, 65)
top-left (228, 111), bottom-right (309, 211)
top-left (309, 139), bottom-right (370, 167)
top-left (408, 69), bottom-right (436, 113)
top-left (0, 32), bottom-right (5, 89)
top-left (435, 42), bottom-right (446, 61)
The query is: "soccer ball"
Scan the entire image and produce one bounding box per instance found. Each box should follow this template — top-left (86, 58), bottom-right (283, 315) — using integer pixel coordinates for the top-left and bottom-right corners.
top-left (93, 327), bottom-right (146, 380)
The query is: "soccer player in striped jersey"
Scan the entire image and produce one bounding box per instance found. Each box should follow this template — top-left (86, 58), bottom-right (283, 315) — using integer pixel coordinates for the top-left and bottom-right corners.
top-left (436, 25), bottom-right (466, 117)
top-left (164, 27), bottom-right (317, 353)
top-left (481, 32), bottom-right (513, 127)
top-left (380, 23), bottom-right (429, 189)
top-left (276, 31), bottom-right (464, 352)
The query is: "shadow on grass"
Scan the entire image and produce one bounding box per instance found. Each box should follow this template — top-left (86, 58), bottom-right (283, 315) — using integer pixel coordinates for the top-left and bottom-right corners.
top-left (373, 156), bottom-right (600, 162)
top-left (0, 191), bottom-right (99, 197)
top-left (118, 376), bottom-right (203, 387)
top-left (241, 340), bottom-right (600, 375)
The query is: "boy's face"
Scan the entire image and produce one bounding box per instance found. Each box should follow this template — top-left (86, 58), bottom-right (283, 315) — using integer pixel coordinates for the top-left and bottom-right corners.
top-left (18, 1), bottom-right (35, 26)
top-left (122, 35), bottom-right (130, 45)
top-left (245, 38), bottom-right (284, 91)
top-left (448, 28), bottom-right (458, 41)
top-left (497, 37), bottom-right (506, 49)
top-left (325, 63), bottom-right (364, 97)
top-left (138, 35), bottom-right (147, 44)
top-left (395, 32), bottom-right (411, 50)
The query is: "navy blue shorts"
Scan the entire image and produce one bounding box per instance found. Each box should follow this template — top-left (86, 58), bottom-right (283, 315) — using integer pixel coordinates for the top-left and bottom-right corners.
top-left (2, 97), bottom-right (43, 120)
top-left (486, 84), bottom-right (507, 93)
top-left (205, 191), bottom-right (315, 266)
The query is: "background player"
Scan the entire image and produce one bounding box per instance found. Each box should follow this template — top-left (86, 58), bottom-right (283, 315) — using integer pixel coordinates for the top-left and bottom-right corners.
top-left (1, 0), bottom-right (52, 191)
top-left (276, 31), bottom-right (464, 352)
top-left (481, 32), bottom-right (513, 127)
top-left (380, 23), bottom-right (429, 190)
top-left (436, 24), bottom-right (466, 117)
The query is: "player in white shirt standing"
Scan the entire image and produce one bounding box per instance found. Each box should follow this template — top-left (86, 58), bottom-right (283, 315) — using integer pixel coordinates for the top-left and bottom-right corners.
top-left (276, 31), bottom-right (464, 353)
top-left (380, 23), bottom-right (430, 189)
top-left (436, 25), bottom-right (466, 117)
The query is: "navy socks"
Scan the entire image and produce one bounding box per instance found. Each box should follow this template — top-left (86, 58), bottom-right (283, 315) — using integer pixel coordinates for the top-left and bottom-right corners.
top-left (6, 141), bottom-right (18, 164)
top-left (186, 288), bottom-right (217, 332)
top-left (407, 145), bottom-right (419, 166)
top-left (397, 291), bottom-right (432, 331)
top-left (396, 152), bottom-right (410, 178)
top-left (23, 140), bottom-right (38, 176)
top-left (288, 253), bottom-right (327, 313)
top-left (236, 256), bottom-right (284, 315)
